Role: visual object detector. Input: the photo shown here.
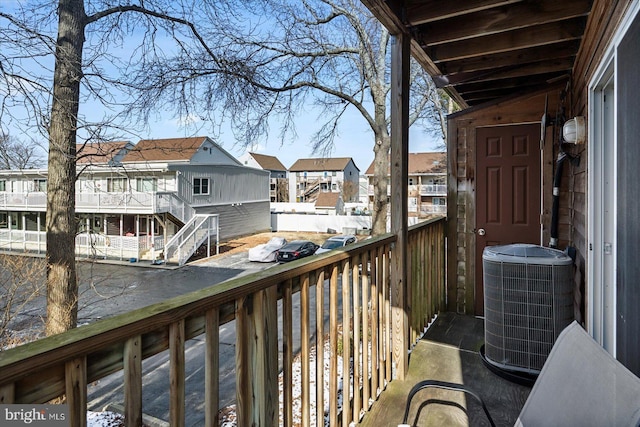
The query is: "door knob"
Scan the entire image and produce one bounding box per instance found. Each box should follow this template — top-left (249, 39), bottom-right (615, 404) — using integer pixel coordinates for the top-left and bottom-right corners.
top-left (477, 228), bottom-right (486, 236)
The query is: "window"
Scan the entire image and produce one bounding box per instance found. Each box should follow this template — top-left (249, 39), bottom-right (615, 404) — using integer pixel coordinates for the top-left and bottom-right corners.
top-left (193, 177), bottom-right (209, 195)
top-left (433, 197), bottom-right (446, 205)
top-left (34, 179), bottom-right (47, 192)
top-left (137, 178), bottom-right (157, 192)
top-left (0, 180), bottom-right (5, 192)
top-left (107, 177), bottom-right (128, 192)
top-left (0, 213), bottom-right (7, 228)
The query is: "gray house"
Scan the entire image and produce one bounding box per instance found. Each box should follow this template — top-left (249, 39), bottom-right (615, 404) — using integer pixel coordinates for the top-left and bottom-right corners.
top-left (239, 152), bottom-right (289, 202)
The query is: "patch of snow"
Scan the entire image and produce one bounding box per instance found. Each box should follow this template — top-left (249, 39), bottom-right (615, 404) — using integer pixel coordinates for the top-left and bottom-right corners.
top-left (220, 338), bottom-right (352, 427)
top-left (87, 411), bottom-right (124, 427)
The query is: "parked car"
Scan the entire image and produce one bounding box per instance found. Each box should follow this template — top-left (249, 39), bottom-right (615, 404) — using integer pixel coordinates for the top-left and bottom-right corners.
top-left (276, 240), bottom-right (320, 263)
top-left (248, 237), bottom-right (287, 262)
top-left (315, 235), bottom-right (357, 255)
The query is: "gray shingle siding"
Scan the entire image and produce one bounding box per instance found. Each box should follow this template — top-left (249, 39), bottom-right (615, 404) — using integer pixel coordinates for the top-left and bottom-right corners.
top-left (172, 164), bottom-right (270, 206)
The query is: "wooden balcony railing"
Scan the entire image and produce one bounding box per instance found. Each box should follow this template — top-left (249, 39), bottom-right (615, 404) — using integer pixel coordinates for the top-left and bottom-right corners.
top-left (0, 217), bottom-right (446, 427)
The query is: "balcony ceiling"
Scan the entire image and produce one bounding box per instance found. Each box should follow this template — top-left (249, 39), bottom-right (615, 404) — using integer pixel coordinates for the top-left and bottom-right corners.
top-left (360, 0), bottom-right (593, 108)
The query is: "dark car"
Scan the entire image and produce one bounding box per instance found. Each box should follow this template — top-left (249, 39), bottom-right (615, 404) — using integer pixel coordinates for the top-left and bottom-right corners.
top-left (276, 240), bottom-right (320, 263)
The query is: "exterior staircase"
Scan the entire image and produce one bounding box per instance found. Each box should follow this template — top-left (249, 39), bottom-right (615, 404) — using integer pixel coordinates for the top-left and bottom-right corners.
top-left (164, 214), bottom-right (219, 266)
top-left (300, 178), bottom-right (321, 202)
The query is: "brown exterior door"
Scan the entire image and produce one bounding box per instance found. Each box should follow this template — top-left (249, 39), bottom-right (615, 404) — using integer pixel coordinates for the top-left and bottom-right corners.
top-left (475, 124), bottom-right (541, 314)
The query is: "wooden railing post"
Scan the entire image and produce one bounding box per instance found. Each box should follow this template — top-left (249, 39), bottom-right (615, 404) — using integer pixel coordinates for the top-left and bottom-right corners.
top-left (316, 270), bottom-right (326, 425)
top-left (0, 383), bottom-right (15, 404)
top-left (124, 335), bottom-right (142, 427)
top-left (390, 31), bottom-right (411, 380)
top-left (170, 320), bottom-right (185, 426)
top-left (282, 280), bottom-right (294, 427)
top-left (65, 356), bottom-right (87, 427)
top-left (301, 274), bottom-right (311, 427)
top-left (341, 260), bottom-right (352, 427)
top-left (205, 308), bottom-right (219, 427)
top-left (236, 287), bottom-right (278, 426)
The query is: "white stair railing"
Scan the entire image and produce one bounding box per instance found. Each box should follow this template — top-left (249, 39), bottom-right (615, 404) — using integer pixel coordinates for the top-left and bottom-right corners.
top-left (154, 192), bottom-right (196, 224)
top-left (164, 214), bottom-right (219, 266)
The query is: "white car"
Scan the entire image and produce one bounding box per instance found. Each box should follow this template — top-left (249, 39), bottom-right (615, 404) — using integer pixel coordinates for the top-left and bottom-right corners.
top-left (315, 235), bottom-right (357, 255)
top-left (248, 237), bottom-right (287, 262)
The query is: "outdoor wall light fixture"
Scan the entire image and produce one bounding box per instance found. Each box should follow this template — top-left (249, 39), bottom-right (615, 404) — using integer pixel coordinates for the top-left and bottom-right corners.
top-left (563, 116), bottom-right (586, 144)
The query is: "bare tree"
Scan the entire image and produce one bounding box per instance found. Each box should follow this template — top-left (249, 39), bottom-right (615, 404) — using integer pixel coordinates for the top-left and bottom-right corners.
top-left (340, 180), bottom-right (359, 203)
top-left (0, 0), bottom-right (449, 335)
top-left (1, 0), bottom-right (243, 335)
top-left (0, 254), bottom-right (46, 348)
top-left (276, 178), bottom-right (289, 202)
top-left (131, 0), bottom-right (453, 235)
top-left (0, 133), bottom-right (43, 169)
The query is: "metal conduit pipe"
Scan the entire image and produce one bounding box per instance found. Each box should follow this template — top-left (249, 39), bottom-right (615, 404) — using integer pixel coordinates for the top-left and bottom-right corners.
top-left (549, 151), bottom-right (568, 249)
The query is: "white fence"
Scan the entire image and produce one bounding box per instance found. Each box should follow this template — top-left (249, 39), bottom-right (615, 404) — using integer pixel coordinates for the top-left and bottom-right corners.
top-left (270, 212), bottom-right (443, 234)
top-left (270, 213), bottom-right (371, 233)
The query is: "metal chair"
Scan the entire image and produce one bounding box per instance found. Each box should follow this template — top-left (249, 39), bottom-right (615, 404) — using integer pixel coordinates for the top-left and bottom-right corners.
top-left (400, 379), bottom-right (496, 427)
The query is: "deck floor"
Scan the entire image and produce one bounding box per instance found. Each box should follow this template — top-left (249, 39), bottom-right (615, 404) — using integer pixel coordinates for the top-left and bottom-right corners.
top-left (357, 312), bottom-right (532, 427)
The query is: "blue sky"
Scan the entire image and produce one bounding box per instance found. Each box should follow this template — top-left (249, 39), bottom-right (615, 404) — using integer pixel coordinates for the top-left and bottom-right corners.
top-left (0, 1), bottom-right (445, 173)
top-left (140, 104), bottom-right (444, 173)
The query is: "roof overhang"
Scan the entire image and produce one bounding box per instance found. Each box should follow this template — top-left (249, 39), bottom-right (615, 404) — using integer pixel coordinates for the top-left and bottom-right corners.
top-left (360, 0), bottom-right (592, 108)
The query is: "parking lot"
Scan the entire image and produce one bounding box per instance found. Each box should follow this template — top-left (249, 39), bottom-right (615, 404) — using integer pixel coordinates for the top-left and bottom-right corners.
top-left (75, 231), bottom-right (334, 321)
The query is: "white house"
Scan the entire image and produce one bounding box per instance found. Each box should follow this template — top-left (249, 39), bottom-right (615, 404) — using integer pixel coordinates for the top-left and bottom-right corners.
top-left (0, 136), bottom-right (270, 265)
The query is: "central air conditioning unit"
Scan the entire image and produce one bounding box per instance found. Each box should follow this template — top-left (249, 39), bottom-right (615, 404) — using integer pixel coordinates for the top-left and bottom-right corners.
top-left (483, 244), bottom-right (574, 376)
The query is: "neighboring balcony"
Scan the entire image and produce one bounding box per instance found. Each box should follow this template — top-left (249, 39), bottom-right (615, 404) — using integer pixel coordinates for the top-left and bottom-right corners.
top-left (419, 184), bottom-right (447, 196)
top-left (368, 184), bottom-right (447, 197)
top-left (0, 229), bottom-right (163, 261)
top-left (420, 204), bottom-right (447, 215)
top-left (0, 191), bottom-right (193, 223)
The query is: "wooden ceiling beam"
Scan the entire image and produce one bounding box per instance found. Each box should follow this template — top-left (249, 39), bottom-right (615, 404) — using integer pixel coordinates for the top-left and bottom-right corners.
top-left (413, 0), bottom-right (592, 45)
top-left (462, 85), bottom-right (551, 105)
top-left (453, 72), bottom-right (568, 95)
top-left (405, 0), bottom-right (522, 25)
top-left (439, 40), bottom-right (580, 74)
top-left (436, 59), bottom-right (575, 87)
top-left (428, 18), bottom-right (586, 62)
